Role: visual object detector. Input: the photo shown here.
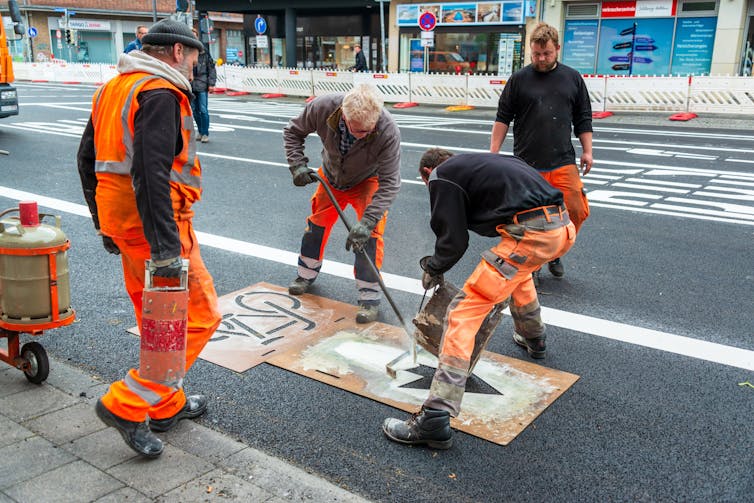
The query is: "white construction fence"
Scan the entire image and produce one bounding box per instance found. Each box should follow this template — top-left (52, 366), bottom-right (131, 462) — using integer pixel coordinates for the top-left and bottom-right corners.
top-left (12, 62), bottom-right (754, 115)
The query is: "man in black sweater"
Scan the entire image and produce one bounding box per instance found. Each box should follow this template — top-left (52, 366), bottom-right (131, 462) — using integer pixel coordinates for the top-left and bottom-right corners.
top-left (382, 149), bottom-right (575, 449)
top-left (490, 22), bottom-right (593, 284)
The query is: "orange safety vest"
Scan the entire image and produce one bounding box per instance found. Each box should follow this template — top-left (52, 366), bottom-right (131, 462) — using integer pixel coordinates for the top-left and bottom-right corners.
top-left (91, 71), bottom-right (201, 239)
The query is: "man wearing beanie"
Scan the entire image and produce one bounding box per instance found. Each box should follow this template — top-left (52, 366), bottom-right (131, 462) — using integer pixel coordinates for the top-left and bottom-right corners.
top-left (77, 19), bottom-right (221, 458)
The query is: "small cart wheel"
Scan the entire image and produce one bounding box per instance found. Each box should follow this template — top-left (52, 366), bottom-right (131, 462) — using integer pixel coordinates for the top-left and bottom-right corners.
top-left (20, 341), bottom-right (49, 384)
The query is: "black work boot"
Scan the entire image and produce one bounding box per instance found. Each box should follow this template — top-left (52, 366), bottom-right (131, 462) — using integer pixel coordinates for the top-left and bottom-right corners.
top-left (356, 303), bottom-right (379, 324)
top-left (95, 399), bottom-right (163, 458)
top-left (548, 258), bottom-right (565, 278)
top-left (149, 394), bottom-right (208, 433)
top-left (288, 276), bottom-right (313, 295)
top-left (382, 408), bottom-right (453, 449)
top-left (513, 331), bottom-right (546, 359)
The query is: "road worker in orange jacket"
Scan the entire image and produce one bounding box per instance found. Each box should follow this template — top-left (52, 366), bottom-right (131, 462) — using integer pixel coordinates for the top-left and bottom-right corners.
top-left (77, 19), bottom-right (221, 458)
top-left (383, 149), bottom-right (575, 449)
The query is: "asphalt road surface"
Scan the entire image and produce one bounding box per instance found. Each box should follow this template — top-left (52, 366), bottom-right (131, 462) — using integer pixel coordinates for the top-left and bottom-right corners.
top-left (1, 82), bottom-right (752, 503)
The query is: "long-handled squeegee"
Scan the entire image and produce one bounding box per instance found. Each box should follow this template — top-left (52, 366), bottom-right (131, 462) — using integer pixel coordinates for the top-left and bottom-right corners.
top-left (310, 172), bottom-right (416, 377)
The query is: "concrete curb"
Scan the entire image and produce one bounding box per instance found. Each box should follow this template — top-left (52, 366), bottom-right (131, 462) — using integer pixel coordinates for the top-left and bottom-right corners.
top-left (0, 357), bottom-right (370, 503)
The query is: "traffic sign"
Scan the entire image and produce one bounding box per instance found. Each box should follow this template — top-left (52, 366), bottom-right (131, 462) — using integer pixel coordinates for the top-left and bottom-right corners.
top-left (27, 27), bottom-right (38, 38)
top-left (254, 16), bottom-right (267, 35)
top-left (419, 11), bottom-right (436, 31)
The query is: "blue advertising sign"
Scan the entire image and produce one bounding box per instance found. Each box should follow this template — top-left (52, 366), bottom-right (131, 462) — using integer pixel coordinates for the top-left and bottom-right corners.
top-left (562, 20), bottom-right (598, 74)
top-left (409, 38), bottom-right (424, 72)
top-left (597, 18), bottom-right (674, 76)
top-left (671, 17), bottom-right (717, 76)
top-left (254, 16), bottom-right (267, 35)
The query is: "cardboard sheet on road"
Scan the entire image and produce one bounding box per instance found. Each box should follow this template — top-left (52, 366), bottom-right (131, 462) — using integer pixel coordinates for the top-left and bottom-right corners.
top-left (133, 282), bottom-right (579, 445)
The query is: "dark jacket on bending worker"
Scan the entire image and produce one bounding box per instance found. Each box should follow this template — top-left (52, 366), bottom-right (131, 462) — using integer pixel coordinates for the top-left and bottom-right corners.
top-left (77, 51), bottom-right (201, 262)
top-left (282, 93), bottom-right (401, 223)
top-left (424, 153), bottom-right (564, 276)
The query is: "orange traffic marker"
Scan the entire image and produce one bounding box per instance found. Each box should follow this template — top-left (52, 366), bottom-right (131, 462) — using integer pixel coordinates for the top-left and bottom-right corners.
top-left (669, 112), bottom-right (697, 121)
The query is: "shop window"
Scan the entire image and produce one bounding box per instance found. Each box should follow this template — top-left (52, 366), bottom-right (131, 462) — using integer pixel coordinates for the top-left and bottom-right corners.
top-left (226, 29), bottom-right (245, 65)
top-left (400, 31), bottom-right (521, 74)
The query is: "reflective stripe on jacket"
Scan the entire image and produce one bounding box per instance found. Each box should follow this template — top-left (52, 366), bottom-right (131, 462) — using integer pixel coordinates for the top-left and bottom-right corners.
top-left (91, 71), bottom-right (201, 239)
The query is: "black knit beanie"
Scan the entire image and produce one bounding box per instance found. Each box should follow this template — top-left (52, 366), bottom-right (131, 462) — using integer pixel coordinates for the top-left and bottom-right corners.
top-left (142, 19), bottom-right (204, 52)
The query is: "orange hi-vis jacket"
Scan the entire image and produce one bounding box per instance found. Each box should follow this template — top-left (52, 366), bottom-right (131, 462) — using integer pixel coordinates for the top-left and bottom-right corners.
top-left (91, 71), bottom-right (201, 239)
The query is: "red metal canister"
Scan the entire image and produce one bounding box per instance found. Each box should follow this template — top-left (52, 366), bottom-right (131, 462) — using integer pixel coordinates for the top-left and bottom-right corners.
top-left (139, 260), bottom-right (189, 387)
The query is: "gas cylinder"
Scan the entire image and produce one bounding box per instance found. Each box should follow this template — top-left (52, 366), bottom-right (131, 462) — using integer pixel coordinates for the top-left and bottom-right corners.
top-left (0, 201), bottom-right (74, 329)
top-left (139, 259), bottom-right (189, 387)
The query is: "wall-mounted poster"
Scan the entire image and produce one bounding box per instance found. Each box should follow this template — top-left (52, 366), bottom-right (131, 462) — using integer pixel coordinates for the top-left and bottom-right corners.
top-left (671, 17), bottom-right (716, 75)
top-left (397, 1), bottom-right (527, 27)
top-left (477, 2), bottom-right (502, 23)
top-left (562, 20), bottom-right (599, 74)
top-left (441, 3), bottom-right (477, 23)
top-left (397, 5), bottom-right (419, 26)
top-left (597, 17), bottom-right (674, 75)
top-left (420, 4), bottom-right (443, 21)
top-left (501, 2), bottom-right (523, 23)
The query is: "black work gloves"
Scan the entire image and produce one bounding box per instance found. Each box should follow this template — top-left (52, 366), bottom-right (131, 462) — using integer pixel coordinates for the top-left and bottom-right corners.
top-left (345, 215), bottom-right (378, 252)
top-left (289, 165), bottom-right (317, 187)
top-left (101, 236), bottom-right (120, 255)
top-left (149, 257), bottom-right (183, 279)
top-left (419, 255), bottom-right (443, 290)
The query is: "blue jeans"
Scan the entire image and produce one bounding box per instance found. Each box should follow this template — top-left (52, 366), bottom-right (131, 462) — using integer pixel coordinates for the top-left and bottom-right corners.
top-left (191, 91), bottom-right (209, 136)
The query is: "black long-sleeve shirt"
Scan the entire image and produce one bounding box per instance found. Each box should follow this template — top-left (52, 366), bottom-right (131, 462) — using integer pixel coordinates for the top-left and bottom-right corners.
top-left (495, 63), bottom-right (592, 171)
top-left (425, 153), bottom-right (564, 275)
top-left (77, 88), bottom-right (184, 260)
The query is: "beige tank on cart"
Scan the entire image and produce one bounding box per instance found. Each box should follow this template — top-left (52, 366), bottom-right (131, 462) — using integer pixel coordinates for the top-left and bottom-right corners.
top-left (0, 201), bottom-right (75, 383)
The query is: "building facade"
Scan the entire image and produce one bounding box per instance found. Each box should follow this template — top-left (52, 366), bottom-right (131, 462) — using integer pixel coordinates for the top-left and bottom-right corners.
top-left (3, 0), bottom-right (752, 75)
top-left (1, 0), bottom-right (242, 65)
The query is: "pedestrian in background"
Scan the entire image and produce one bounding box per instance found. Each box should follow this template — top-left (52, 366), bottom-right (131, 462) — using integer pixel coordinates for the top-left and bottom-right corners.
top-left (489, 22), bottom-right (592, 286)
top-left (191, 27), bottom-right (216, 143)
top-left (350, 44), bottom-right (367, 72)
top-left (383, 149), bottom-right (575, 449)
top-left (77, 19), bottom-right (221, 459)
top-left (124, 25), bottom-right (148, 53)
top-left (283, 83), bottom-right (401, 324)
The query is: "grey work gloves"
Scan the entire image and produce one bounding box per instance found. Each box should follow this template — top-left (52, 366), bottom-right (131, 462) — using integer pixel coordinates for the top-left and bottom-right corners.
top-left (289, 165), bottom-right (317, 187)
top-left (345, 215), bottom-right (378, 253)
top-left (419, 255), bottom-right (443, 290)
top-left (101, 236), bottom-right (120, 255)
top-left (149, 257), bottom-right (183, 279)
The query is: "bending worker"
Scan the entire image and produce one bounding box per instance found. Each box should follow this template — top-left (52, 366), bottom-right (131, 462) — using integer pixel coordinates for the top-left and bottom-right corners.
top-left (77, 19), bottom-right (221, 458)
top-left (283, 83), bottom-right (401, 323)
top-left (383, 149), bottom-right (575, 449)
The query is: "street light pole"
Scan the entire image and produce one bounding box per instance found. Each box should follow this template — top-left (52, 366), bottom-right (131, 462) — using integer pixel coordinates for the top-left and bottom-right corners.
top-left (379, 0), bottom-right (387, 72)
top-left (152, 0), bottom-right (157, 22)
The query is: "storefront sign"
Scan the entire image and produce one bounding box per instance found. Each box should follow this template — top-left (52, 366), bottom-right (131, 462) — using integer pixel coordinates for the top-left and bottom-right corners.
top-left (671, 17), bottom-right (716, 75)
top-left (397, 1), bottom-right (525, 26)
top-left (562, 20), bottom-right (599, 74)
top-left (57, 19), bottom-right (111, 31)
top-left (601, 0), bottom-right (676, 18)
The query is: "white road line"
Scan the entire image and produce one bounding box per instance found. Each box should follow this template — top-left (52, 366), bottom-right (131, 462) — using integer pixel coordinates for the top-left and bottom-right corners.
top-left (0, 185), bottom-right (751, 371)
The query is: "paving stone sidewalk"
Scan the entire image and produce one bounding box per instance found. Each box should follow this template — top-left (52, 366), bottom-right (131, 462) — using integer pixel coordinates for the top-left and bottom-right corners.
top-left (0, 358), bottom-right (370, 503)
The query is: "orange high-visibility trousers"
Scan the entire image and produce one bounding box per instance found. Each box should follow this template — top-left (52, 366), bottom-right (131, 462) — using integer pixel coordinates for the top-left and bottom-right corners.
top-left (424, 213), bottom-right (576, 416)
top-left (540, 164), bottom-right (590, 234)
top-left (297, 167), bottom-right (388, 303)
top-left (100, 219), bottom-right (221, 422)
